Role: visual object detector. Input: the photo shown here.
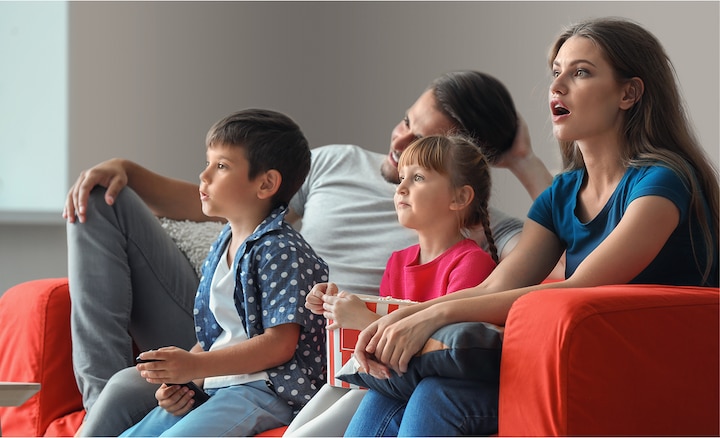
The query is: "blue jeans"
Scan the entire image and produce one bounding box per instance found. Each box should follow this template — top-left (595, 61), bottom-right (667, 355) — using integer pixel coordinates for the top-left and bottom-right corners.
top-left (344, 377), bottom-right (499, 437)
top-left (69, 187), bottom-right (199, 435)
top-left (120, 380), bottom-right (294, 437)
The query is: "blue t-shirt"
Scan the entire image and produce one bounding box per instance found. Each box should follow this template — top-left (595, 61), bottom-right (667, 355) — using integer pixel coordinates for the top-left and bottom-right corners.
top-left (528, 165), bottom-right (718, 286)
top-left (194, 206), bottom-right (330, 413)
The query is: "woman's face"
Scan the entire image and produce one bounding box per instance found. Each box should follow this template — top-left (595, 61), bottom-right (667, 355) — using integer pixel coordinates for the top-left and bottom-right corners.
top-left (549, 36), bottom-right (630, 146)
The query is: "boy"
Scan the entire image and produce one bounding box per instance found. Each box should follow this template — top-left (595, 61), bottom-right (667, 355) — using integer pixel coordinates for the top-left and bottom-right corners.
top-left (121, 109), bottom-right (328, 436)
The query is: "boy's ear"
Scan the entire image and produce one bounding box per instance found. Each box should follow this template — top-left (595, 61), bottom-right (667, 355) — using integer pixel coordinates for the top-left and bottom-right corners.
top-left (620, 77), bottom-right (644, 110)
top-left (450, 185), bottom-right (474, 211)
top-left (257, 169), bottom-right (282, 200)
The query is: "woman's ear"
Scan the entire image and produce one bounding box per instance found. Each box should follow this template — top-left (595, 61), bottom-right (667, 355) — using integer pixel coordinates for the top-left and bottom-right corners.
top-left (620, 77), bottom-right (644, 110)
top-left (257, 169), bottom-right (282, 200)
top-left (450, 185), bottom-right (474, 211)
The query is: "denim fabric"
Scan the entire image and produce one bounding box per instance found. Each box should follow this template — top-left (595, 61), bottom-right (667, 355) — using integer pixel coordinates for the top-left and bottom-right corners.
top-left (344, 377), bottom-right (499, 437)
top-left (120, 380), bottom-right (293, 437)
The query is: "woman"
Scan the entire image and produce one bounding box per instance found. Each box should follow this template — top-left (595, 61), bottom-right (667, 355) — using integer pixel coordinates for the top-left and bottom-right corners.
top-left (346, 16), bottom-right (719, 436)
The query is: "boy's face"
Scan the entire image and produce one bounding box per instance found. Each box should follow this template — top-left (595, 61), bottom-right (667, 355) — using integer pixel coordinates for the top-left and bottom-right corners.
top-left (199, 143), bottom-right (259, 221)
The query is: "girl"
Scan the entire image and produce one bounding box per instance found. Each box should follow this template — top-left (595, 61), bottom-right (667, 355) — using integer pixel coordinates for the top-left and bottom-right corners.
top-left (307, 134), bottom-right (498, 327)
top-left (299, 135), bottom-right (498, 434)
top-left (347, 16), bottom-right (719, 436)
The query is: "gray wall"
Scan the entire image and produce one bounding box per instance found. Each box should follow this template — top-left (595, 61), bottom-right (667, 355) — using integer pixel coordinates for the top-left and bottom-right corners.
top-left (1, 1), bottom-right (718, 294)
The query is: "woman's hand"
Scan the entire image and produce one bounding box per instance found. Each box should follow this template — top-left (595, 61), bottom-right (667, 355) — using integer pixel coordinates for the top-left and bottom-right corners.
top-left (63, 158), bottom-right (128, 223)
top-left (155, 383), bottom-right (196, 416)
top-left (354, 303), bottom-right (435, 376)
top-left (135, 346), bottom-right (200, 385)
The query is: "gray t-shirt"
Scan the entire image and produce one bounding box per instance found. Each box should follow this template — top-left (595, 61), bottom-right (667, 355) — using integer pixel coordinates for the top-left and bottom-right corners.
top-left (289, 144), bottom-right (523, 296)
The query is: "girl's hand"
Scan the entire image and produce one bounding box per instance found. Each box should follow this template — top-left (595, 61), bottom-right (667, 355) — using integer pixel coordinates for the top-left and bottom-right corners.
top-left (136, 346), bottom-right (200, 385)
top-left (155, 383), bottom-right (196, 416)
top-left (305, 282), bottom-right (338, 315)
top-left (321, 291), bottom-right (376, 330)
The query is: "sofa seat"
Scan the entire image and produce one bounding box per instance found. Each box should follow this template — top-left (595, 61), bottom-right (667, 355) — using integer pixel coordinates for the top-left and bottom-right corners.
top-left (0, 278), bottom-right (84, 437)
top-left (499, 284), bottom-right (719, 436)
top-left (1, 279), bottom-right (718, 436)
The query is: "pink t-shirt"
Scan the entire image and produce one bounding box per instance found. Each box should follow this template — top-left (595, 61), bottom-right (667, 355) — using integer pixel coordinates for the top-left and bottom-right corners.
top-left (379, 238), bottom-right (496, 302)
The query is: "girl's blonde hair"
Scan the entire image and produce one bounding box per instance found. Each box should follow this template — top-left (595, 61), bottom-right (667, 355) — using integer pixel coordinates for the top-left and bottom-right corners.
top-left (550, 17), bottom-right (719, 283)
top-left (399, 135), bottom-right (498, 263)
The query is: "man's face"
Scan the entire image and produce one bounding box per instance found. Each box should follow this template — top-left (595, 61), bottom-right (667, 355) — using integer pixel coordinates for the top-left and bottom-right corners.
top-left (380, 89), bottom-right (457, 184)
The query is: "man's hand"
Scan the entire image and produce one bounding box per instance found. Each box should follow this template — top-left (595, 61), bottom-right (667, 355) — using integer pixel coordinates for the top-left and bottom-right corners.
top-left (63, 158), bottom-right (128, 223)
top-left (493, 116), bottom-right (553, 200)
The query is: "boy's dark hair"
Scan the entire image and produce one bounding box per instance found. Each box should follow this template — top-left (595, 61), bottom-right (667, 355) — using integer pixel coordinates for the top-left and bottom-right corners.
top-left (205, 109), bottom-right (311, 208)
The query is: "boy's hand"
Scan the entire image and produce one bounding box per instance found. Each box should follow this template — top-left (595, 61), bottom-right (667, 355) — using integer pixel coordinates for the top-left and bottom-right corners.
top-left (305, 282), bottom-right (338, 315)
top-left (136, 346), bottom-right (199, 385)
top-left (322, 291), bottom-right (376, 331)
top-left (155, 383), bottom-right (196, 416)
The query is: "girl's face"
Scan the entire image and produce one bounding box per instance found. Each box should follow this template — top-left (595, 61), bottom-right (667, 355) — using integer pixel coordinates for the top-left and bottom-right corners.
top-left (549, 36), bottom-right (630, 145)
top-left (199, 143), bottom-right (258, 221)
top-left (394, 161), bottom-right (456, 231)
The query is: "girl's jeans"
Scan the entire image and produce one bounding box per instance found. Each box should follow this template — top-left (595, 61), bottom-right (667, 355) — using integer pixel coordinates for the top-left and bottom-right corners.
top-left (344, 377), bottom-right (499, 437)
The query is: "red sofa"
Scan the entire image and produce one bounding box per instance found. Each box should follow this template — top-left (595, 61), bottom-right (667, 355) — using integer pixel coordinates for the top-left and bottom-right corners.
top-left (1, 278), bottom-right (718, 436)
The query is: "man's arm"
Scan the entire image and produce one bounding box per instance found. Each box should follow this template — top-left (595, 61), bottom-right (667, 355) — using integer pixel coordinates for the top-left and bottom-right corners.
top-left (64, 158), bottom-right (219, 223)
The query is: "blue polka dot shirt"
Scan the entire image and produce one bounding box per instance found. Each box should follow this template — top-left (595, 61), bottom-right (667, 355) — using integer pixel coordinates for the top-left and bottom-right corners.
top-left (194, 206), bottom-right (329, 413)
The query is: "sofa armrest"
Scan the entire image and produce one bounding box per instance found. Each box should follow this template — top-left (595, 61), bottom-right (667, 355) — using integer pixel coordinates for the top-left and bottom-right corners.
top-left (498, 284), bottom-right (719, 436)
top-left (0, 278), bottom-right (85, 437)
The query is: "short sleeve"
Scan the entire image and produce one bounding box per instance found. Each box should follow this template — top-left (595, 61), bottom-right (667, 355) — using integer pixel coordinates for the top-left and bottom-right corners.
top-left (527, 185), bottom-right (555, 232)
top-left (254, 236), bottom-right (327, 330)
top-left (628, 165), bottom-right (691, 223)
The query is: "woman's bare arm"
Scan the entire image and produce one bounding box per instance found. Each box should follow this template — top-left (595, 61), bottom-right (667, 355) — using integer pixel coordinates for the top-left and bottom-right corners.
top-left (356, 195), bottom-right (680, 375)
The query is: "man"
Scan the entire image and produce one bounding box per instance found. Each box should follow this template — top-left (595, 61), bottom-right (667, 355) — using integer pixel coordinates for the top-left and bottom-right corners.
top-left (64, 71), bottom-right (552, 436)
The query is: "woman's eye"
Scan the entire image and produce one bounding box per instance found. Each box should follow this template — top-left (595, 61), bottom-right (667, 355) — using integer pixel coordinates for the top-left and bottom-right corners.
top-left (575, 69), bottom-right (589, 77)
top-left (403, 116), bottom-right (410, 128)
top-left (552, 70), bottom-right (560, 78)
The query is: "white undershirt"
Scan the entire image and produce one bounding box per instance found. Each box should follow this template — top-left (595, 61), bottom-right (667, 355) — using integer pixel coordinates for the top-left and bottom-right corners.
top-left (203, 244), bottom-right (269, 389)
